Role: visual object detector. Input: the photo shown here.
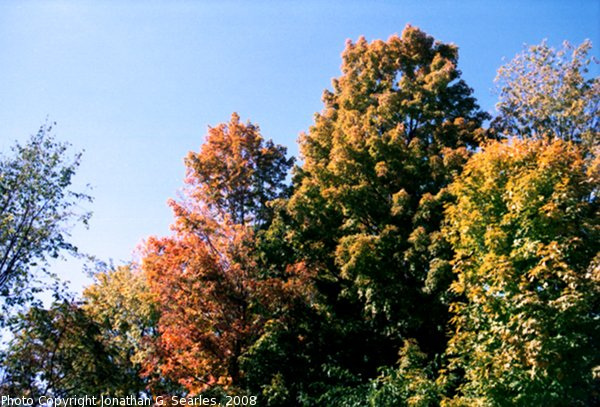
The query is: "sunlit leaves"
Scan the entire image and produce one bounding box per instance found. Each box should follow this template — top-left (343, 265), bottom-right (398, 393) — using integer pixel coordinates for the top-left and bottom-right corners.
top-left (493, 40), bottom-right (599, 148)
top-left (140, 115), bottom-right (295, 394)
top-left (82, 265), bottom-right (157, 394)
top-left (289, 23), bottom-right (489, 352)
top-left (443, 139), bottom-right (599, 405)
top-left (184, 113), bottom-right (293, 227)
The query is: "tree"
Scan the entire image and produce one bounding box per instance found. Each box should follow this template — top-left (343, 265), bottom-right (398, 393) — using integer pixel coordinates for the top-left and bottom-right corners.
top-left (0, 300), bottom-right (121, 398)
top-left (0, 124), bottom-right (92, 314)
top-left (184, 113), bottom-right (294, 227)
top-left (442, 139), bottom-right (599, 406)
top-left (141, 114), bottom-right (296, 394)
top-left (492, 39), bottom-right (599, 148)
top-left (0, 265), bottom-right (165, 398)
top-left (263, 25), bottom-right (489, 402)
top-left (142, 221), bottom-right (254, 393)
top-left (82, 264), bottom-right (160, 395)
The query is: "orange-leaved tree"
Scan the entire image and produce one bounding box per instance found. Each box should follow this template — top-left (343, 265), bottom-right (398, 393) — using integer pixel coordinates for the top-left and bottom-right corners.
top-left (142, 113), bottom-right (295, 394)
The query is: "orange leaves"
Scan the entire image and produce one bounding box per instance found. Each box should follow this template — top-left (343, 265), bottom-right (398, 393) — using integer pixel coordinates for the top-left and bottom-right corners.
top-left (142, 212), bottom-right (308, 393)
top-left (183, 113), bottom-right (292, 226)
top-left (139, 114), bottom-right (296, 394)
top-left (143, 227), bottom-right (243, 391)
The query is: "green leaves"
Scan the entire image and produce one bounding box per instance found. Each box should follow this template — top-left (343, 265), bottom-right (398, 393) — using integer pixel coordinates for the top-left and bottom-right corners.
top-left (258, 24), bottom-right (491, 405)
top-left (443, 139), bottom-right (599, 405)
top-left (3, 30), bottom-right (598, 407)
top-left (290, 23), bottom-right (489, 345)
top-left (493, 40), bottom-right (599, 148)
top-left (0, 300), bottom-right (122, 398)
top-left (0, 124), bottom-right (92, 319)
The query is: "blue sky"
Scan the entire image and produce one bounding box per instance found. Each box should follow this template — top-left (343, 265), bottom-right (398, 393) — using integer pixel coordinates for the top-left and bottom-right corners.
top-left (0, 0), bottom-right (598, 293)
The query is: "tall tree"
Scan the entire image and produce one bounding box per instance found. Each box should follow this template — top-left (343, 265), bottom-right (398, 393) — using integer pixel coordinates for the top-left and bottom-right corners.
top-left (285, 23), bottom-right (488, 383)
top-left (141, 114), bottom-right (295, 394)
top-left (442, 139), bottom-right (599, 406)
top-left (0, 124), bottom-right (91, 315)
top-left (242, 25), bottom-right (490, 405)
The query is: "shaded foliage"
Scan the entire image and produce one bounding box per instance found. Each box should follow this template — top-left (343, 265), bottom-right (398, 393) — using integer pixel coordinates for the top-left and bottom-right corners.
top-left (82, 264), bottom-right (160, 395)
top-left (0, 300), bottom-right (122, 397)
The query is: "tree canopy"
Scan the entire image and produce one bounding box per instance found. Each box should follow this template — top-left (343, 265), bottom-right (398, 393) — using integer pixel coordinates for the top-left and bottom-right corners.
top-left (493, 40), bottom-right (599, 148)
top-left (1, 28), bottom-right (598, 407)
top-left (140, 114), bottom-right (298, 395)
top-left (0, 124), bottom-right (92, 319)
top-left (442, 138), bottom-right (599, 406)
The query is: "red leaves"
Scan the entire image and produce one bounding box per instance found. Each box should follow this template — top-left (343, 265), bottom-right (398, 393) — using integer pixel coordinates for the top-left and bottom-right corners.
top-left (140, 114), bottom-right (295, 394)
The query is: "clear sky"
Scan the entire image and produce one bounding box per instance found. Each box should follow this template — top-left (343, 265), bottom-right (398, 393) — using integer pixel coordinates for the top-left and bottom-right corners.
top-left (0, 0), bottom-right (598, 293)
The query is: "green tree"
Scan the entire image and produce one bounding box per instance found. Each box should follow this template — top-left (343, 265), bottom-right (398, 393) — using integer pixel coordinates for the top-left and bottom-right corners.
top-left (82, 264), bottom-right (160, 395)
top-left (442, 139), bottom-right (599, 406)
top-left (0, 300), bottom-right (121, 398)
top-left (492, 39), bottom-right (599, 148)
top-left (248, 25), bottom-right (490, 404)
top-left (0, 124), bottom-right (92, 314)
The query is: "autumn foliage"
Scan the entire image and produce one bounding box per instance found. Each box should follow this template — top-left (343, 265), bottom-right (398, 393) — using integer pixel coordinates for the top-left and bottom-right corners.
top-left (140, 114), bottom-right (298, 394)
top-left (442, 138), bottom-right (599, 405)
top-left (1, 25), bottom-right (598, 406)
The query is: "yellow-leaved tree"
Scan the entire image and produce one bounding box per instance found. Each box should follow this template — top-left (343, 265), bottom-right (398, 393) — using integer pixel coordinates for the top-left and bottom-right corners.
top-left (442, 139), bottom-right (599, 406)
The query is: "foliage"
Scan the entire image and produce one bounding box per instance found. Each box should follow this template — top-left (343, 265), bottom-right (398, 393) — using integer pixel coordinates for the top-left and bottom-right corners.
top-left (493, 40), bottom-right (599, 148)
top-left (442, 138), bottom-right (600, 406)
top-left (259, 25), bottom-right (490, 401)
top-left (0, 124), bottom-right (92, 316)
top-left (3, 30), bottom-right (598, 407)
top-left (0, 265), bottom-right (159, 397)
top-left (142, 220), bottom-right (254, 392)
top-left (0, 300), bottom-right (122, 397)
top-left (292, 22), bottom-right (488, 330)
top-left (184, 112), bottom-right (294, 227)
top-left (82, 264), bottom-right (159, 395)
top-left (367, 340), bottom-right (440, 407)
top-left (141, 114), bottom-right (297, 395)
top-left (308, 340), bottom-right (440, 407)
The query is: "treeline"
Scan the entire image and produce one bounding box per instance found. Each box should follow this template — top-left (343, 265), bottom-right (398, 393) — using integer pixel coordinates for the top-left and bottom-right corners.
top-left (1, 26), bottom-right (598, 406)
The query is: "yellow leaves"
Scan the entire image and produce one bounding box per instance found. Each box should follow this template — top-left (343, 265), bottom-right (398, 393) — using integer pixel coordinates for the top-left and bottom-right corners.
top-left (335, 233), bottom-right (377, 279)
top-left (391, 189), bottom-right (410, 216)
top-left (483, 226), bottom-right (508, 253)
top-left (449, 277), bottom-right (465, 296)
top-left (408, 226), bottom-right (428, 251)
top-left (444, 135), bottom-right (599, 404)
top-left (425, 53), bottom-right (455, 91)
top-left (374, 161), bottom-right (388, 177)
top-left (442, 146), bottom-right (469, 173)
